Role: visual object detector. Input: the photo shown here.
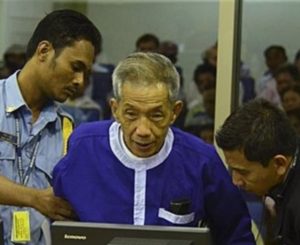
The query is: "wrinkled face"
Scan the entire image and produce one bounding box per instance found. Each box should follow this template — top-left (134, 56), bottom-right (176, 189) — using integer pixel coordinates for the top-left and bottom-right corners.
top-left (282, 90), bottom-right (300, 112)
top-left (39, 40), bottom-right (94, 102)
top-left (111, 82), bottom-right (182, 157)
top-left (223, 150), bottom-right (284, 196)
top-left (275, 72), bottom-right (295, 94)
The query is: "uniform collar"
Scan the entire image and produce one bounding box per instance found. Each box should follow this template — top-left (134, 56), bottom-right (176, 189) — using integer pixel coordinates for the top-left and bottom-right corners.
top-left (4, 71), bottom-right (61, 123)
top-left (4, 71), bottom-right (25, 114)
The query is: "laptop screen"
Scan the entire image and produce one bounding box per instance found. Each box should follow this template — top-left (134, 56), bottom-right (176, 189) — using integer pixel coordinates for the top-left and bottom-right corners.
top-left (51, 221), bottom-right (212, 245)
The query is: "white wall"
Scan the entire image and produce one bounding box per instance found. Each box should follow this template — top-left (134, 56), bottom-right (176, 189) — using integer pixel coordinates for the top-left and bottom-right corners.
top-left (0, 0), bottom-right (52, 57)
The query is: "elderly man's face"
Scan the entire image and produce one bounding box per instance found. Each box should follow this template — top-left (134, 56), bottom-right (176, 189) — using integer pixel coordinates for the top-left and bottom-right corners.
top-left (111, 82), bottom-right (182, 157)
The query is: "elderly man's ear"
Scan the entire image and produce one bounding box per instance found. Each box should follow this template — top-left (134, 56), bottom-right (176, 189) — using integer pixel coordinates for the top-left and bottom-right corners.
top-left (170, 100), bottom-right (183, 124)
top-left (110, 98), bottom-right (120, 122)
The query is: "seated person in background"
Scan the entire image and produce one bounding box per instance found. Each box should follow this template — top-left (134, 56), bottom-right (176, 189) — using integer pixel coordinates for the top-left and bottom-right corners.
top-left (185, 122), bottom-right (214, 145)
top-left (294, 49), bottom-right (300, 75)
top-left (135, 33), bottom-right (160, 53)
top-left (52, 52), bottom-right (255, 244)
top-left (287, 108), bottom-right (300, 137)
top-left (257, 45), bottom-right (288, 107)
top-left (274, 63), bottom-right (299, 98)
top-left (216, 99), bottom-right (300, 244)
top-left (185, 64), bottom-right (216, 129)
top-left (186, 63), bottom-right (216, 111)
top-left (185, 87), bottom-right (215, 144)
top-left (159, 40), bottom-right (184, 87)
top-left (281, 83), bottom-right (300, 113)
top-left (201, 42), bottom-right (256, 104)
top-left (90, 54), bottom-right (115, 120)
top-left (159, 40), bottom-right (186, 129)
top-left (198, 123), bottom-right (214, 145)
top-left (0, 44), bottom-right (26, 79)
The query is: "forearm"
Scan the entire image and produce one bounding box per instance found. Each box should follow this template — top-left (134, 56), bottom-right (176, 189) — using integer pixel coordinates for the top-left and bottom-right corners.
top-left (0, 176), bottom-right (74, 220)
top-left (0, 176), bottom-right (38, 208)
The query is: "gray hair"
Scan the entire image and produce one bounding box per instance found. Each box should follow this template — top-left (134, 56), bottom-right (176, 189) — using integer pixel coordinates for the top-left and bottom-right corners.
top-left (112, 52), bottom-right (180, 101)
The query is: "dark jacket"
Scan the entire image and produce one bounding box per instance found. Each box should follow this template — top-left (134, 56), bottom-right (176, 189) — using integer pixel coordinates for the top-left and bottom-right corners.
top-left (268, 147), bottom-right (300, 244)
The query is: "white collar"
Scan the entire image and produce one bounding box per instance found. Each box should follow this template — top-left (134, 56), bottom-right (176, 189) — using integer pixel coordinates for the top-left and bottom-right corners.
top-left (109, 121), bottom-right (174, 171)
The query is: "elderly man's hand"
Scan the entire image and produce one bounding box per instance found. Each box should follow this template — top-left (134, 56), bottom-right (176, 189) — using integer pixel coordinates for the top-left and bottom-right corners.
top-left (32, 187), bottom-right (75, 220)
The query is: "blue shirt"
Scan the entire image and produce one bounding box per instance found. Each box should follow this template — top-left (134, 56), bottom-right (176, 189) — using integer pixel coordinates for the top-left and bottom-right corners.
top-left (53, 120), bottom-right (255, 244)
top-left (0, 72), bottom-right (69, 245)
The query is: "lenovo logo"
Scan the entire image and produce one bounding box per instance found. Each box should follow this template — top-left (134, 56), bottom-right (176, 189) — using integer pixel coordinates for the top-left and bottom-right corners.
top-left (64, 234), bottom-right (87, 240)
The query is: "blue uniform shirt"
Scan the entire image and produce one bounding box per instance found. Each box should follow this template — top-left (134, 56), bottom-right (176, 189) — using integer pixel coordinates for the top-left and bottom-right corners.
top-left (0, 72), bottom-right (69, 245)
top-left (53, 120), bottom-right (255, 244)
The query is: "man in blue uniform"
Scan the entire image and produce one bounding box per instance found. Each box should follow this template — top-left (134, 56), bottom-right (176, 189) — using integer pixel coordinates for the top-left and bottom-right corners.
top-left (216, 99), bottom-right (300, 244)
top-left (0, 9), bottom-right (101, 245)
top-left (53, 52), bottom-right (255, 244)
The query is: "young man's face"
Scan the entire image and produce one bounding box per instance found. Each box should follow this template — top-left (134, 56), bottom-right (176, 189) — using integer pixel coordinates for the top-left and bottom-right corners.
top-left (111, 82), bottom-right (182, 158)
top-left (223, 150), bottom-right (283, 196)
top-left (39, 39), bottom-right (94, 102)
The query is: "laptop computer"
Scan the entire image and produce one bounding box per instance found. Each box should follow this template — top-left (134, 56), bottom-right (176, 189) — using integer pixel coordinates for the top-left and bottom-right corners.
top-left (51, 221), bottom-right (212, 245)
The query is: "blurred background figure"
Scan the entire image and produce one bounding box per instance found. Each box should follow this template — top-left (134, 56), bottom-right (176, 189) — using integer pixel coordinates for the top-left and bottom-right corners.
top-left (198, 123), bottom-right (214, 144)
top-left (135, 33), bottom-right (160, 52)
top-left (281, 83), bottom-right (300, 113)
top-left (274, 64), bottom-right (299, 97)
top-left (294, 49), bottom-right (300, 75)
top-left (187, 63), bottom-right (216, 112)
top-left (90, 60), bottom-right (115, 120)
top-left (257, 45), bottom-right (288, 106)
top-left (202, 42), bottom-right (256, 104)
top-left (0, 44), bottom-right (26, 79)
top-left (287, 108), bottom-right (300, 137)
top-left (159, 40), bottom-right (184, 87)
top-left (202, 42), bottom-right (217, 67)
top-left (185, 87), bottom-right (216, 144)
top-left (159, 40), bottom-right (187, 129)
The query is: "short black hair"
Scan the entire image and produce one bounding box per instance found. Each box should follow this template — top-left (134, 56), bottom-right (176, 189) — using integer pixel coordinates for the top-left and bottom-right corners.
top-left (135, 33), bottom-right (159, 49)
top-left (274, 63), bottom-right (300, 81)
top-left (264, 45), bottom-right (286, 58)
top-left (193, 63), bottom-right (216, 84)
top-left (216, 99), bottom-right (297, 166)
top-left (26, 9), bottom-right (102, 59)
